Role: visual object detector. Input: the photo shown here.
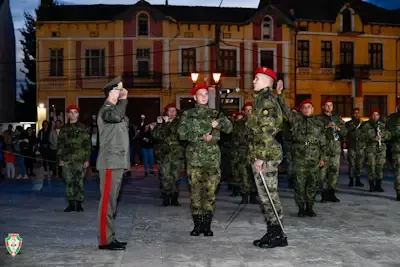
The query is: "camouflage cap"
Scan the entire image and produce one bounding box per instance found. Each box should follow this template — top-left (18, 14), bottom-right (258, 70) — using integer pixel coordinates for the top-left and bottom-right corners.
top-left (101, 76), bottom-right (122, 96)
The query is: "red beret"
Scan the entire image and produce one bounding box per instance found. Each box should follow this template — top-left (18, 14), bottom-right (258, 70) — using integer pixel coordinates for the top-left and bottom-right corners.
top-left (255, 67), bottom-right (277, 81)
top-left (370, 108), bottom-right (380, 117)
top-left (66, 105), bottom-right (80, 113)
top-left (353, 108), bottom-right (360, 112)
top-left (164, 103), bottom-right (176, 111)
top-left (322, 98), bottom-right (333, 106)
top-left (242, 102), bottom-right (253, 110)
top-left (299, 98), bottom-right (313, 108)
top-left (190, 82), bottom-right (208, 96)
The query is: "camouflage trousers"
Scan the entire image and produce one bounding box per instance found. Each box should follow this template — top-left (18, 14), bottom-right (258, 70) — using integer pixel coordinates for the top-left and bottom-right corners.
top-left (320, 154), bottom-right (341, 190)
top-left (252, 160), bottom-right (283, 226)
top-left (391, 151), bottom-right (400, 195)
top-left (293, 158), bottom-right (319, 206)
top-left (366, 149), bottom-right (386, 181)
top-left (159, 159), bottom-right (183, 194)
top-left (348, 149), bottom-right (364, 179)
top-left (230, 150), bottom-right (243, 187)
top-left (187, 166), bottom-right (220, 215)
top-left (62, 163), bottom-right (85, 201)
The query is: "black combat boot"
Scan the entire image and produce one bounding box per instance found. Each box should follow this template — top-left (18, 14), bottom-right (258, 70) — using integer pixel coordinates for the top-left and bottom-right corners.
top-left (76, 201), bottom-right (84, 212)
top-left (355, 176), bottom-right (364, 187)
top-left (330, 189), bottom-right (340, 202)
top-left (190, 215), bottom-right (201, 236)
top-left (348, 177), bottom-right (354, 187)
top-left (253, 224), bottom-right (288, 248)
top-left (249, 192), bottom-right (259, 204)
top-left (161, 193), bottom-right (170, 207)
top-left (240, 194), bottom-right (249, 204)
top-left (320, 190), bottom-right (329, 203)
top-left (202, 212), bottom-right (214, 236)
top-left (374, 179), bottom-right (384, 192)
top-left (64, 201), bottom-right (76, 212)
top-left (305, 203), bottom-right (316, 217)
top-left (297, 204), bottom-right (306, 217)
top-left (170, 192), bottom-right (180, 206)
top-left (369, 180), bottom-right (375, 192)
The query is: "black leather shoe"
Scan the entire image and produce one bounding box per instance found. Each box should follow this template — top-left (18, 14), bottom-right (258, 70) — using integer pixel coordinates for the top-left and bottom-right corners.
top-left (115, 240), bottom-right (127, 246)
top-left (98, 241), bottom-right (126, 250)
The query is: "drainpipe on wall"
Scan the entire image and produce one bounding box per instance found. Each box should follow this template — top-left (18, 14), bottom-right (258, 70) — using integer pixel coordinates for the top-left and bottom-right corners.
top-left (293, 29), bottom-right (298, 103)
top-left (396, 37), bottom-right (400, 106)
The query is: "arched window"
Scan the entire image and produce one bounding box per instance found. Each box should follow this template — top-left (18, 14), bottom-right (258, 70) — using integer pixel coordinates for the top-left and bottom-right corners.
top-left (342, 9), bottom-right (352, 32)
top-left (262, 15), bottom-right (273, 40)
top-left (137, 13), bottom-right (149, 36)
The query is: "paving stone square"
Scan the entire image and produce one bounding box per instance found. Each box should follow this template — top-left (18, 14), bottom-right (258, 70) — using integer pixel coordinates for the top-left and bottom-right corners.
top-left (0, 164), bottom-right (399, 267)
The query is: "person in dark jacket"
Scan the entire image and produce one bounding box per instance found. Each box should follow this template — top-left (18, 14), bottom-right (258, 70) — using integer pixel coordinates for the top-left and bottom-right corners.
top-left (140, 123), bottom-right (155, 176)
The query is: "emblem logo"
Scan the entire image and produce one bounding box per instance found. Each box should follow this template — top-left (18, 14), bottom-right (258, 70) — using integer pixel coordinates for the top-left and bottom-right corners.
top-left (5, 233), bottom-right (23, 257)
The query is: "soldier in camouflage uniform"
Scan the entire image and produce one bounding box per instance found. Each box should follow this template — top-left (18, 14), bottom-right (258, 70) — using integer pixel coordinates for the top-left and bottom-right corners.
top-left (152, 103), bottom-right (185, 207)
top-left (232, 108), bottom-right (258, 204)
top-left (316, 98), bottom-right (347, 203)
top-left (386, 100), bottom-right (400, 201)
top-left (220, 120), bottom-right (234, 193)
top-left (361, 108), bottom-right (390, 192)
top-left (345, 108), bottom-right (365, 187)
top-left (282, 117), bottom-right (294, 188)
top-left (178, 82), bottom-right (232, 237)
top-left (277, 95), bottom-right (326, 217)
top-left (57, 105), bottom-right (91, 212)
top-left (229, 112), bottom-right (242, 196)
top-left (247, 67), bottom-right (287, 249)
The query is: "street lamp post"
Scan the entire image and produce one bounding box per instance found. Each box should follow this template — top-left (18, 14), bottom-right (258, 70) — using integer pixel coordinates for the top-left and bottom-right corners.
top-left (213, 73), bottom-right (221, 110)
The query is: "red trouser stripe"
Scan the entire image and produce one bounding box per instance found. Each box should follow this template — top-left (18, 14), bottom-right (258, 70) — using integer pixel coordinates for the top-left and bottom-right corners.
top-left (100, 169), bottom-right (112, 245)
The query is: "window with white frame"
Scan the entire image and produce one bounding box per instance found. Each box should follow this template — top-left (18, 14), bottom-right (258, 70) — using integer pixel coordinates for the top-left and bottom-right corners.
top-left (262, 16), bottom-right (273, 40)
top-left (85, 49), bottom-right (105, 76)
top-left (138, 13), bottom-right (149, 36)
top-left (136, 48), bottom-right (150, 76)
top-left (181, 48), bottom-right (196, 76)
top-left (49, 48), bottom-right (64, 77)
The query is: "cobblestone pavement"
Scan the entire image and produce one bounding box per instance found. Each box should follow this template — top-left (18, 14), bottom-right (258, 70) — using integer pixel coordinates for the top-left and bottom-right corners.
top-left (0, 164), bottom-right (399, 267)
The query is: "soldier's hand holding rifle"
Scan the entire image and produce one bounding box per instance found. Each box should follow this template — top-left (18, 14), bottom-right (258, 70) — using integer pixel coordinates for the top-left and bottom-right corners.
top-left (254, 159), bottom-right (264, 172)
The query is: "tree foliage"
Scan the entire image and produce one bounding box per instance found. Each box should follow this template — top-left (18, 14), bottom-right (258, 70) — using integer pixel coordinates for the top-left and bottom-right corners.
top-left (16, 0), bottom-right (58, 122)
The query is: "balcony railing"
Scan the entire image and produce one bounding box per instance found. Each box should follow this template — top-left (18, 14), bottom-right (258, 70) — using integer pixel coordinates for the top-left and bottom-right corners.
top-left (122, 71), bottom-right (162, 88)
top-left (334, 64), bottom-right (370, 80)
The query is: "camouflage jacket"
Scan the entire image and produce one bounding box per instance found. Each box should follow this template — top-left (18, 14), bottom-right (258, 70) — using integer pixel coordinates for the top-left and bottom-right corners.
top-left (315, 113), bottom-right (347, 155)
top-left (247, 87), bottom-right (283, 162)
top-left (361, 119), bottom-right (391, 153)
top-left (277, 95), bottom-right (326, 161)
top-left (386, 111), bottom-right (400, 153)
top-left (57, 122), bottom-right (91, 164)
top-left (152, 117), bottom-right (185, 162)
top-left (232, 118), bottom-right (250, 152)
top-left (345, 118), bottom-right (365, 151)
top-left (177, 103), bottom-right (233, 169)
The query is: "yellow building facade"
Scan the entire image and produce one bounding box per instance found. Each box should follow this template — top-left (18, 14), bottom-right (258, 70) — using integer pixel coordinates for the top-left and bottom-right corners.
top-left (286, 2), bottom-right (400, 118)
top-left (36, 1), bottom-right (291, 125)
top-left (36, 0), bottom-right (400, 124)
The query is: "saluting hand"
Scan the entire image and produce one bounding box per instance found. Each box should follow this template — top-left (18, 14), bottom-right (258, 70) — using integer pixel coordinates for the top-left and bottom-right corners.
top-left (119, 88), bottom-right (128, 99)
top-left (276, 80), bottom-right (284, 94)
